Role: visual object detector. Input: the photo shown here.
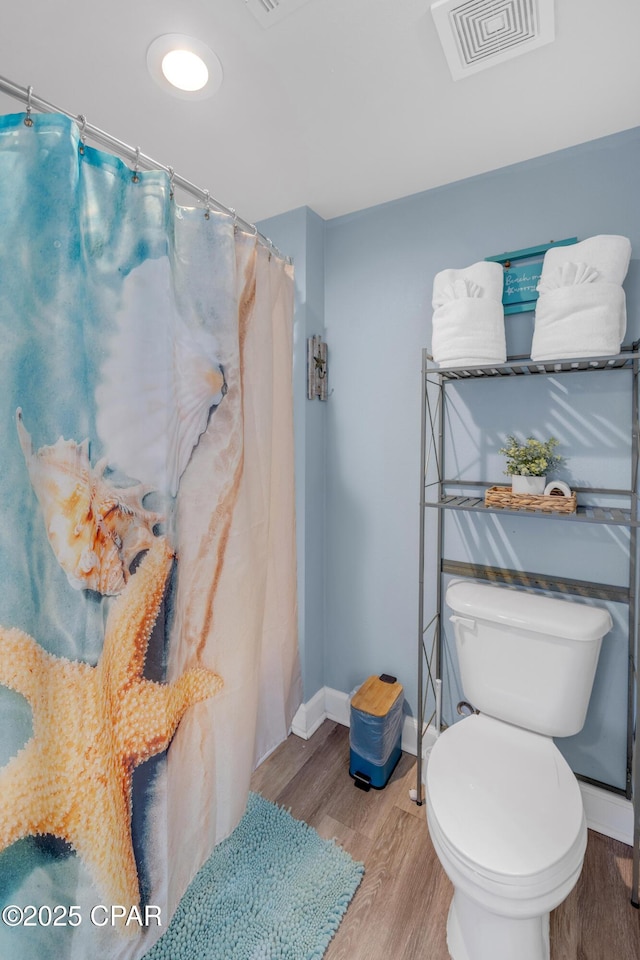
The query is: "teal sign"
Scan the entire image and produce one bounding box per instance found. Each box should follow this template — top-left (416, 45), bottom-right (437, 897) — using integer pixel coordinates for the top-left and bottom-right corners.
top-left (486, 238), bottom-right (578, 315)
top-left (503, 261), bottom-right (543, 309)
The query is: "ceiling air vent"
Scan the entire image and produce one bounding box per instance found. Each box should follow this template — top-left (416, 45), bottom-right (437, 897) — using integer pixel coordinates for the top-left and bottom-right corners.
top-left (244, 0), bottom-right (314, 28)
top-left (431, 0), bottom-right (555, 80)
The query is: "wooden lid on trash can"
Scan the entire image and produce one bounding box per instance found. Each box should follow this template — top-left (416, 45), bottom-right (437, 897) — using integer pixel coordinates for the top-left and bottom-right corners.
top-left (351, 675), bottom-right (403, 717)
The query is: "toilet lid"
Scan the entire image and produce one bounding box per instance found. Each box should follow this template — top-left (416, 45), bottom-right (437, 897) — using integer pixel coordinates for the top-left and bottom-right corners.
top-left (426, 714), bottom-right (585, 882)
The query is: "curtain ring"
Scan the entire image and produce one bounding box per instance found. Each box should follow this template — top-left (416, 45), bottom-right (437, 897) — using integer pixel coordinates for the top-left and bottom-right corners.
top-left (167, 166), bottom-right (175, 200)
top-left (77, 114), bottom-right (87, 155)
top-left (132, 146), bottom-right (141, 183)
top-left (229, 207), bottom-right (238, 233)
top-left (24, 85), bottom-right (34, 127)
top-left (203, 189), bottom-right (211, 220)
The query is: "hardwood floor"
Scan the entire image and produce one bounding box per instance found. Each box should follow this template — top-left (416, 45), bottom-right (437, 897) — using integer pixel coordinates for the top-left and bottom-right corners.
top-left (250, 720), bottom-right (640, 960)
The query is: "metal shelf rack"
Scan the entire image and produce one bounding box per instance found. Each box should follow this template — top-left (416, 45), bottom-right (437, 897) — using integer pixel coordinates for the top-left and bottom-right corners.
top-left (416, 344), bottom-right (640, 907)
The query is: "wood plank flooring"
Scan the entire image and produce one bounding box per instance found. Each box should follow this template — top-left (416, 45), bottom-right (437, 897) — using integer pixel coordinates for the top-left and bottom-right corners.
top-left (250, 720), bottom-right (640, 960)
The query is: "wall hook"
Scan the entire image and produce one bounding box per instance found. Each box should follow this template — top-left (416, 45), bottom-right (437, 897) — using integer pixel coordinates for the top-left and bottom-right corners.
top-left (307, 335), bottom-right (329, 400)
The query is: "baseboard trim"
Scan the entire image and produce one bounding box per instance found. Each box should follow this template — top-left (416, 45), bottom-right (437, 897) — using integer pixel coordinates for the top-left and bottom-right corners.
top-left (291, 685), bottom-right (421, 755)
top-left (324, 687), bottom-right (350, 727)
top-left (579, 780), bottom-right (633, 845)
top-left (290, 687), bottom-right (326, 740)
top-left (290, 686), bottom-right (633, 846)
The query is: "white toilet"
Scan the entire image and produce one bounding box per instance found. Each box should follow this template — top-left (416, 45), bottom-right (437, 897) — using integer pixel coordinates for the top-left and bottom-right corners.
top-left (425, 580), bottom-right (612, 960)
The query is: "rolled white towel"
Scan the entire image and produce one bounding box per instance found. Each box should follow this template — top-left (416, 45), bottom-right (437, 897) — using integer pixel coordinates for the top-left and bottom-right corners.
top-left (433, 261), bottom-right (504, 306)
top-left (531, 235), bottom-right (632, 361)
top-left (431, 261), bottom-right (505, 367)
top-left (544, 481), bottom-right (572, 498)
top-left (531, 282), bottom-right (626, 360)
top-left (539, 235), bottom-right (631, 286)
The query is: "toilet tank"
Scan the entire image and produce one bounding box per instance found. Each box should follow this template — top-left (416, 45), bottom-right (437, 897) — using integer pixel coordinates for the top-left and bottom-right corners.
top-left (446, 581), bottom-right (612, 738)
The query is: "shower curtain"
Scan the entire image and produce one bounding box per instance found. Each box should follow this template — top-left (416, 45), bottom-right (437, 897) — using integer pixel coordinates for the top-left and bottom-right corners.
top-left (0, 111), bottom-right (301, 960)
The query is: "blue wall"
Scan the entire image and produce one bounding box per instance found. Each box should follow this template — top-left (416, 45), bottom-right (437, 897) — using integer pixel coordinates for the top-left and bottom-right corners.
top-left (258, 206), bottom-right (326, 701)
top-left (261, 126), bottom-right (640, 791)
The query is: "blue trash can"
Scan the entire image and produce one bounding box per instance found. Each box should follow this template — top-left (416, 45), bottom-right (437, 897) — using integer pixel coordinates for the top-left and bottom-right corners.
top-left (349, 674), bottom-right (404, 790)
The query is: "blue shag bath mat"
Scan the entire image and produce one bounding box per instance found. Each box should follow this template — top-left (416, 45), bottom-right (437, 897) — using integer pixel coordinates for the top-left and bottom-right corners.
top-left (143, 792), bottom-right (364, 960)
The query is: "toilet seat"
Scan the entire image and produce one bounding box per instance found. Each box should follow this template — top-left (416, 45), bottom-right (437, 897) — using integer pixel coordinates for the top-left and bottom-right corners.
top-left (425, 713), bottom-right (586, 892)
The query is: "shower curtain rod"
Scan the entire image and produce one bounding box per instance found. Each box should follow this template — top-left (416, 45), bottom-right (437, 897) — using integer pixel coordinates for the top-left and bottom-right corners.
top-left (0, 74), bottom-right (292, 264)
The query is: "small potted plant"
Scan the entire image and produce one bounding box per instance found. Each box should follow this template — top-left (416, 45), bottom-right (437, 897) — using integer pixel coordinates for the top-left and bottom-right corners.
top-left (499, 435), bottom-right (564, 495)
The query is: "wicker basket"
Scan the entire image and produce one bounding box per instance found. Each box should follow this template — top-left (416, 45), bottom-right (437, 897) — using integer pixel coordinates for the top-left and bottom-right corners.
top-left (484, 485), bottom-right (577, 514)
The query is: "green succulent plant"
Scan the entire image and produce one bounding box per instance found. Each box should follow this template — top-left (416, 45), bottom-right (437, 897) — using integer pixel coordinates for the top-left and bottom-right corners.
top-left (499, 435), bottom-right (564, 477)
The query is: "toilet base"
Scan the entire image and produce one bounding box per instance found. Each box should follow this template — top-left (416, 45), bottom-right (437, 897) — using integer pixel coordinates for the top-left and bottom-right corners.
top-left (446, 889), bottom-right (550, 960)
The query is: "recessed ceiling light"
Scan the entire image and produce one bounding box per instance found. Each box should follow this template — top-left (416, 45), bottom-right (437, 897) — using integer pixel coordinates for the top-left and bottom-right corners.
top-left (161, 50), bottom-right (209, 92)
top-left (147, 35), bottom-right (223, 100)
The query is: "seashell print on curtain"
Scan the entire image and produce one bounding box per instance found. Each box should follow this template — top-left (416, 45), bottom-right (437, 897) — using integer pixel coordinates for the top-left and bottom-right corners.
top-left (0, 111), bottom-right (301, 960)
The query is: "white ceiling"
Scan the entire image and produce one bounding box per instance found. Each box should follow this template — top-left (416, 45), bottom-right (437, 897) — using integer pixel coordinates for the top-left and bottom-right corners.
top-left (1, 0), bottom-right (639, 224)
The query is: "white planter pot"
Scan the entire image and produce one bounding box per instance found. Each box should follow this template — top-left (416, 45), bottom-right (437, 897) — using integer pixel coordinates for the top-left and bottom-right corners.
top-left (511, 475), bottom-right (546, 495)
